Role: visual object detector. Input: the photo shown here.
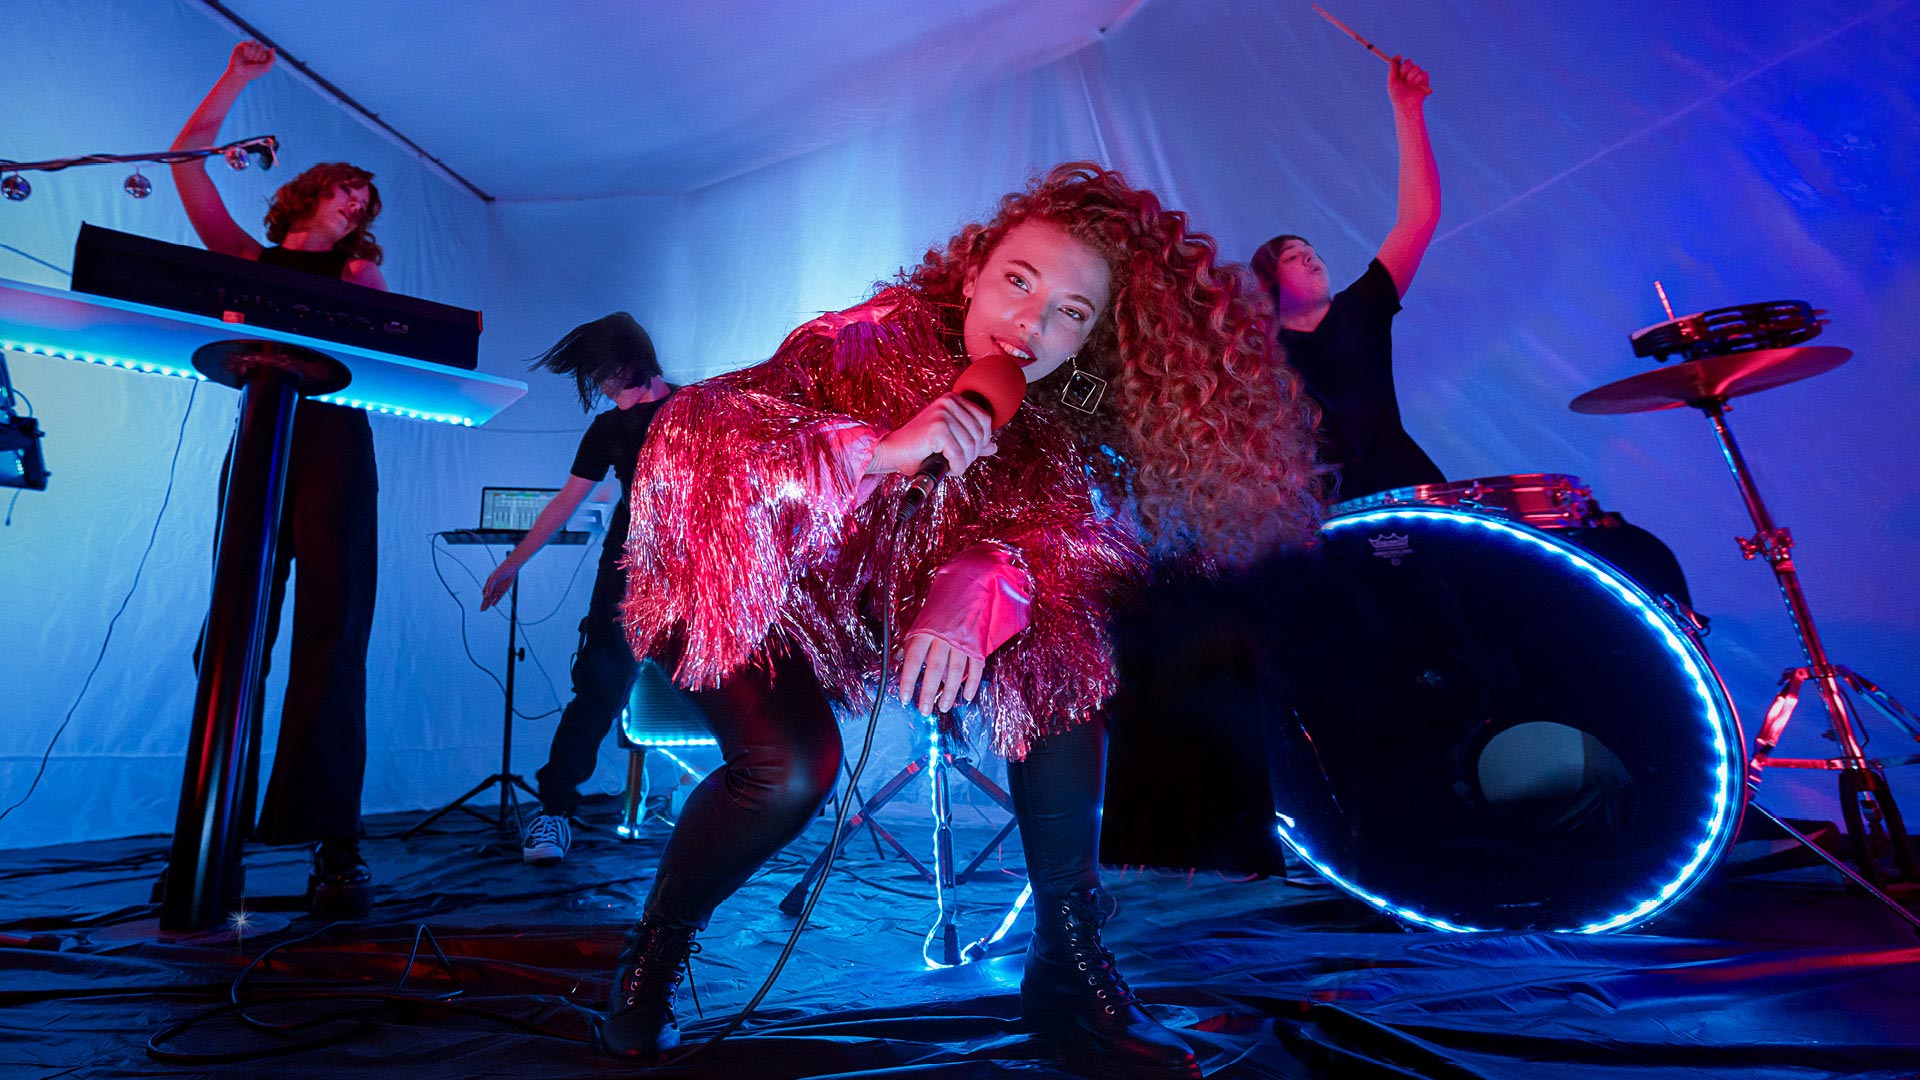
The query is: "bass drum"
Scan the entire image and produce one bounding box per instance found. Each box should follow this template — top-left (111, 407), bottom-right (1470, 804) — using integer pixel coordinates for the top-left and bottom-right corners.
top-left (1260, 506), bottom-right (1744, 933)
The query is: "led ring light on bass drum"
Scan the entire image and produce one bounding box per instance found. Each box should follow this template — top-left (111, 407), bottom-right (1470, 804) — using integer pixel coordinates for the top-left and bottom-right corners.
top-left (1271, 506), bottom-right (1743, 934)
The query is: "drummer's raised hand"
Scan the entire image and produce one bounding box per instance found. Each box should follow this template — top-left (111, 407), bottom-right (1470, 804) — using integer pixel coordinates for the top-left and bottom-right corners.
top-left (1388, 55), bottom-right (1432, 111)
top-left (1377, 55), bottom-right (1440, 299)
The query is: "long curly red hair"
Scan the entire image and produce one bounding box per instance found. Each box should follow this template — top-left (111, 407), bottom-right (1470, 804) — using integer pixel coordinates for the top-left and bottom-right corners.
top-left (264, 162), bottom-right (383, 264)
top-left (904, 163), bottom-right (1323, 569)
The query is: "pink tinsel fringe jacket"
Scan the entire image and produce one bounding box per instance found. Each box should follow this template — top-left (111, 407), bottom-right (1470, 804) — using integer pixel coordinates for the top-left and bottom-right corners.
top-left (620, 288), bottom-right (1141, 760)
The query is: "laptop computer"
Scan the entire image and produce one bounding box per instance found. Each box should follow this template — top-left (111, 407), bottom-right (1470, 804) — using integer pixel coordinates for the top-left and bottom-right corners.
top-left (441, 487), bottom-right (597, 545)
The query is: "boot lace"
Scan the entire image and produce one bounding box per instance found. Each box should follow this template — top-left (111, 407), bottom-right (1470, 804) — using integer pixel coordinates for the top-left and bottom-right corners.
top-left (1063, 901), bottom-right (1139, 1017)
top-left (617, 925), bottom-right (703, 1019)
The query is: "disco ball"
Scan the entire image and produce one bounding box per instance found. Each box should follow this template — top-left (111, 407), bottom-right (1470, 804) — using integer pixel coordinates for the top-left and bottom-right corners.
top-left (1, 175), bottom-right (29, 202)
top-left (224, 145), bottom-right (251, 171)
top-left (124, 172), bottom-right (153, 199)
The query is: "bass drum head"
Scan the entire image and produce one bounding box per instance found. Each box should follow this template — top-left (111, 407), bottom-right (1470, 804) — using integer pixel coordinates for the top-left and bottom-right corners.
top-left (1261, 507), bottom-right (1743, 933)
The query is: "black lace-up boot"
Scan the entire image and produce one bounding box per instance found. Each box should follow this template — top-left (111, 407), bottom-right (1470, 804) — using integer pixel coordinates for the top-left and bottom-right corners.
top-left (1021, 889), bottom-right (1202, 1079)
top-left (600, 916), bottom-right (700, 1061)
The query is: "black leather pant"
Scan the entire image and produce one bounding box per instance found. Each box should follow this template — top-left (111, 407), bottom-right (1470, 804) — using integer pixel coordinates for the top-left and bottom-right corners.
top-left (642, 646), bottom-right (1106, 929)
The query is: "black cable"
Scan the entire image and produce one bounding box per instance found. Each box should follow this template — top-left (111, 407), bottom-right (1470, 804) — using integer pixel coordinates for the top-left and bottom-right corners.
top-left (515, 539), bottom-right (596, 627)
top-left (425, 533), bottom-right (562, 721)
top-left (659, 519), bottom-right (907, 1066)
top-left (465, 539), bottom-right (573, 708)
top-left (145, 922), bottom-right (592, 1064)
top-left (0, 242), bottom-right (74, 278)
top-left (0, 381), bottom-right (198, 825)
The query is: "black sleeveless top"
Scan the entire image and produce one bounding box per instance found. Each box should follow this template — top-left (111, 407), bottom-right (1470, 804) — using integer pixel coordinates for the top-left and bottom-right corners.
top-left (258, 244), bottom-right (352, 280)
top-left (256, 245), bottom-right (375, 470)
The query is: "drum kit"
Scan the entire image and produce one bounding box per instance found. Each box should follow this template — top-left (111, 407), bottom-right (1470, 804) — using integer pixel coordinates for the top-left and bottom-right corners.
top-left (1270, 299), bottom-right (1920, 934)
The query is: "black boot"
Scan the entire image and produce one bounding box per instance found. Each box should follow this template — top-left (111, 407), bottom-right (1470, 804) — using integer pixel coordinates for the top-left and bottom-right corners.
top-left (601, 916), bottom-right (700, 1061)
top-left (1021, 889), bottom-right (1201, 1079)
top-left (308, 839), bottom-right (373, 918)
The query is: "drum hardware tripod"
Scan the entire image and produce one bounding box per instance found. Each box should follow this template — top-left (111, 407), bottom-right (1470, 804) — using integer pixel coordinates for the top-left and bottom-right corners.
top-left (779, 714), bottom-right (1028, 966)
top-left (1698, 395), bottom-right (1920, 886)
top-left (1574, 302), bottom-right (1920, 900)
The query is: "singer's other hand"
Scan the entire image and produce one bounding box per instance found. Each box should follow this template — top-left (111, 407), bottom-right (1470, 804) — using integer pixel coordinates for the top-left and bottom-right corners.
top-left (867, 392), bottom-right (997, 478)
top-left (898, 632), bottom-right (984, 715)
top-left (226, 41), bottom-right (276, 83)
top-left (480, 560), bottom-right (519, 611)
top-left (1389, 55), bottom-right (1432, 108)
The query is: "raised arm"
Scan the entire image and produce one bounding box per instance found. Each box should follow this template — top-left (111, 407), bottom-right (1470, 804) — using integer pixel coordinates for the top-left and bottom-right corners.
top-left (1375, 55), bottom-right (1440, 299)
top-left (480, 476), bottom-right (595, 610)
top-left (170, 42), bottom-right (274, 260)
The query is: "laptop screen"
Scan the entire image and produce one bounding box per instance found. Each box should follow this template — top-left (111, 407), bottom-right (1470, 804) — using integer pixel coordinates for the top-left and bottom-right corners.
top-left (479, 487), bottom-right (559, 531)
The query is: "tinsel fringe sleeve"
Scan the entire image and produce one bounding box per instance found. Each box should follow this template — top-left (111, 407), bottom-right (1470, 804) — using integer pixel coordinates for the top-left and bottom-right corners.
top-left (619, 327), bottom-right (875, 688)
top-left (971, 500), bottom-right (1141, 762)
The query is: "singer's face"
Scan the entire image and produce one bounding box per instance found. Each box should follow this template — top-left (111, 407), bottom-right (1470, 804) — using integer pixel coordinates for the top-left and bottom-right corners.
top-left (1272, 239), bottom-right (1330, 306)
top-left (961, 220), bottom-right (1110, 384)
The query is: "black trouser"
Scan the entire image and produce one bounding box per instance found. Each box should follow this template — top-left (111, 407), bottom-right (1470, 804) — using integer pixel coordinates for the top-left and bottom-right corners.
top-left (204, 402), bottom-right (379, 846)
top-left (535, 541), bottom-right (640, 815)
top-left (642, 644), bottom-right (1107, 929)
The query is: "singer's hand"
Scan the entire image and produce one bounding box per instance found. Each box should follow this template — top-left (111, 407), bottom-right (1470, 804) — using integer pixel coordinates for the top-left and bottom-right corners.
top-left (1388, 55), bottom-right (1432, 110)
top-left (480, 560), bottom-right (520, 611)
top-left (225, 41), bottom-right (276, 84)
top-left (867, 393), bottom-right (997, 478)
top-left (898, 632), bottom-right (984, 715)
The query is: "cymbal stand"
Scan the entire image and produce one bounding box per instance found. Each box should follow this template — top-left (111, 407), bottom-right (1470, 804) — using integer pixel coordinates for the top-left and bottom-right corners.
top-left (1700, 396), bottom-right (1920, 885)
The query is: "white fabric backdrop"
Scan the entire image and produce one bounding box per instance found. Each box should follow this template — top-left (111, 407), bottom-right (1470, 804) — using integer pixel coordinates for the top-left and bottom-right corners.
top-left (4, 0), bottom-right (1915, 847)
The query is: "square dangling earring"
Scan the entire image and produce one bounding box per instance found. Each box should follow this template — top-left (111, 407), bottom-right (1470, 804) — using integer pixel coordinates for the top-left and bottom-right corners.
top-left (1059, 354), bottom-right (1106, 414)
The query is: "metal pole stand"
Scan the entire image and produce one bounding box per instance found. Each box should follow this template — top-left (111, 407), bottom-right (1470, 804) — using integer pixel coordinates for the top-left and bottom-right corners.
top-left (780, 717), bottom-right (1029, 966)
top-left (404, 574), bottom-right (540, 838)
top-left (161, 341), bottom-right (349, 932)
top-left (1703, 398), bottom-right (1920, 887)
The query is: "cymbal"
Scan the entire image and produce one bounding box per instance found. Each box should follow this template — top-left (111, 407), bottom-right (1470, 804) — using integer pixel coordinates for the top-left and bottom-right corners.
top-left (1569, 346), bottom-right (1852, 415)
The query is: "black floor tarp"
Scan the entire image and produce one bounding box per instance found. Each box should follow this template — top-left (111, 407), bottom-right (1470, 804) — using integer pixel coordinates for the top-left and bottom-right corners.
top-left (3, 798), bottom-right (1918, 1078)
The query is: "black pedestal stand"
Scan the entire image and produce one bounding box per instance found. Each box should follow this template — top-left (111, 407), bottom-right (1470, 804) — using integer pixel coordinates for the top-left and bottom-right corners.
top-left (160, 341), bottom-right (348, 932)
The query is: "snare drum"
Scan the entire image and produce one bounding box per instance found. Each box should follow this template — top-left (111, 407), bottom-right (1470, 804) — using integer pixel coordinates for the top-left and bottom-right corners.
top-left (1332, 472), bottom-right (1602, 530)
top-left (1258, 505), bottom-right (1742, 933)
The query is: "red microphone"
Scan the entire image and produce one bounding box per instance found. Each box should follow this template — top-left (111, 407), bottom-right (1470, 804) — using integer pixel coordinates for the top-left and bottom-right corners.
top-left (900, 353), bottom-right (1028, 518)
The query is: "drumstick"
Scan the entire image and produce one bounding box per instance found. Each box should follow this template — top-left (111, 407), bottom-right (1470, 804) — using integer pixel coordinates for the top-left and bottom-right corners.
top-left (1654, 280), bottom-right (1676, 320)
top-left (1312, 4), bottom-right (1394, 64)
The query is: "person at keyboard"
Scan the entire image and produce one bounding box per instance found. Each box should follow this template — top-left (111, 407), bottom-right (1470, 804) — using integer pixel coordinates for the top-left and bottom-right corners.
top-left (480, 314), bottom-right (675, 865)
top-left (167, 40), bottom-right (387, 917)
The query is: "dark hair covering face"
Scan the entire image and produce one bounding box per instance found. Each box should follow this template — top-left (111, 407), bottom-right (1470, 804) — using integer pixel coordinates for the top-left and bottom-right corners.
top-left (531, 312), bottom-right (662, 410)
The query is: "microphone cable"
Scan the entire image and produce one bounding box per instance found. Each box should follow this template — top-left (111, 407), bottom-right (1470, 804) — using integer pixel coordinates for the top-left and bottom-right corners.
top-left (654, 505), bottom-right (914, 1067)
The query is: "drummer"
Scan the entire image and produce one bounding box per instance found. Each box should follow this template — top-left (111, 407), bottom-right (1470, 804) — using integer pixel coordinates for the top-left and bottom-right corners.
top-left (1251, 54), bottom-right (1441, 502)
top-left (1250, 55), bottom-right (1696, 608)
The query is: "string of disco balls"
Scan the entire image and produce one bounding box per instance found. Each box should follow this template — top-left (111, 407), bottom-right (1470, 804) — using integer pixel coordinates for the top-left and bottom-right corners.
top-left (1, 136), bottom-right (279, 202)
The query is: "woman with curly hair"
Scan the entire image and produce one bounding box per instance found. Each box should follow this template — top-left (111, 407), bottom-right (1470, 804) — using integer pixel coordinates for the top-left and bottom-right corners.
top-left (163, 41), bottom-right (388, 918)
top-left (605, 162), bottom-right (1318, 1078)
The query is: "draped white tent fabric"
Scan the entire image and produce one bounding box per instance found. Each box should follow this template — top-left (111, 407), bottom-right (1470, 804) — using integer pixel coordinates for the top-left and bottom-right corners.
top-left (3, 0), bottom-right (1914, 847)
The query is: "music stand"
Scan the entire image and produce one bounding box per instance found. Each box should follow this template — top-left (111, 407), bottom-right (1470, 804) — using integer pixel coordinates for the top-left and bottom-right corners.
top-left (405, 527), bottom-right (589, 837)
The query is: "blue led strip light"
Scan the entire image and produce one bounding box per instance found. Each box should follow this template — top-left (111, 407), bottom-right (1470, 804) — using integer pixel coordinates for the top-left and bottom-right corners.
top-left (1, 337), bottom-right (206, 382)
top-left (1292, 507), bottom-right (1741, 935)
top-left (1, 339), bottom-right (478, 426)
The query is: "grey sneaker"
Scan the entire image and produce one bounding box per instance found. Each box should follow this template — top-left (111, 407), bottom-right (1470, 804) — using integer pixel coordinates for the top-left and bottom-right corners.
top-left (522, 813), bottom-right (572, 865)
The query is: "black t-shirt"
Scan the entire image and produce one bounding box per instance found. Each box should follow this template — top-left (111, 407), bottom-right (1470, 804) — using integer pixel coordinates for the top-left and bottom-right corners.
top-left (570, 392), bottom-right (674, 552)
top-left (1278, 259), bottom-right (1443, 502)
